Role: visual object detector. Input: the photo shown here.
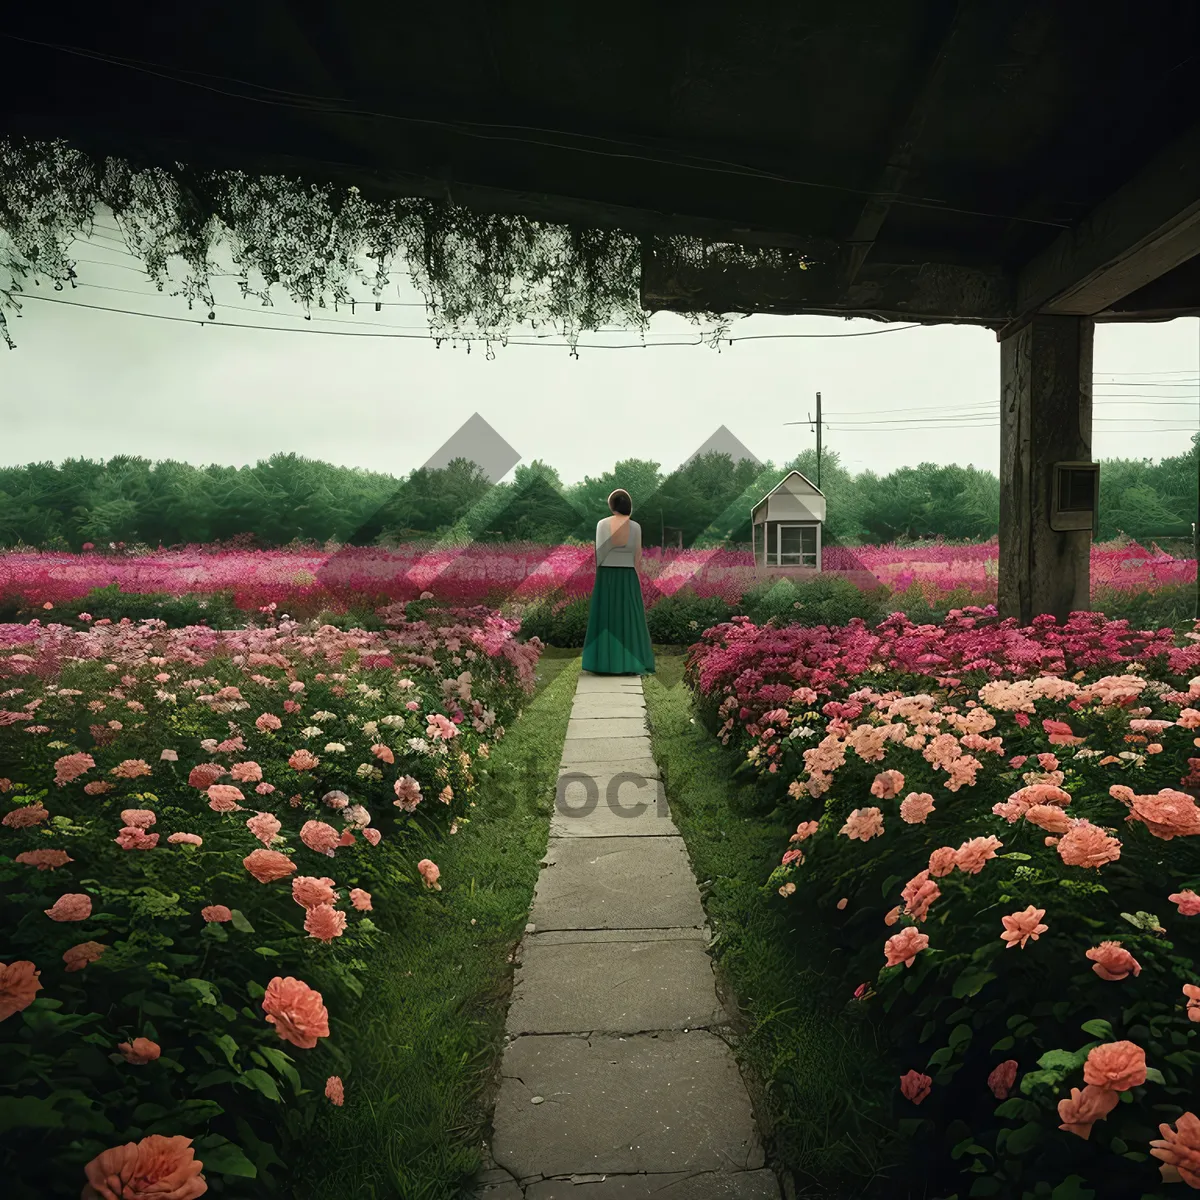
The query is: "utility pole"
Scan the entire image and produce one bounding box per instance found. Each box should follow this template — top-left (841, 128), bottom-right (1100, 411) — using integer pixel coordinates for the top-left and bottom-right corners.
top-left (1195, 317), bottom-right (1200, 620)
top-left (815, 391), bottom-right (823, 490)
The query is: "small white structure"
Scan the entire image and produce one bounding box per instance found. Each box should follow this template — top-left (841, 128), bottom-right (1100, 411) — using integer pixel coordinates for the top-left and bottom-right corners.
top-left (750, 470), bottom-right (826, 571)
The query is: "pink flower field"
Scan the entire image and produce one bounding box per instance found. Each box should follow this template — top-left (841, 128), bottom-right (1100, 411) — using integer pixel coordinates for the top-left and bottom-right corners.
top-left (0, 539), bottom-right (1193, 615)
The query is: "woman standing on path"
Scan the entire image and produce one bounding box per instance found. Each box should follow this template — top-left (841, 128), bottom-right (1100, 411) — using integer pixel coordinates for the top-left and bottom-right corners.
top-left (581, 489), bottom-right (656, 675)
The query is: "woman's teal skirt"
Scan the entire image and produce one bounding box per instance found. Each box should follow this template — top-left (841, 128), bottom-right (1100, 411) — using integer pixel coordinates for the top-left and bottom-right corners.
top-left (581, 566), bottom-right (656, 675)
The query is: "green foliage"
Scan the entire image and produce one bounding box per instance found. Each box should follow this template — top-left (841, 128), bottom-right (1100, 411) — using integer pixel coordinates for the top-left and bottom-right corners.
top-left (40, 585), bottom-right (243, 630)
top-left (740, 574), bottom-right (890, 628)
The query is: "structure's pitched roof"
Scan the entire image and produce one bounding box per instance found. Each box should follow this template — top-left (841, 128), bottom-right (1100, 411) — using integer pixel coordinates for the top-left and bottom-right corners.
top-left (751, 470), bottom-right (825, 516)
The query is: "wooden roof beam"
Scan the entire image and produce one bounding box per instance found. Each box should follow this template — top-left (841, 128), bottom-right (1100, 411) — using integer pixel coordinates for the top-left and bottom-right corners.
top-left (1001, 119), bottom-right (1200, 337)
top-left (841, 0), bottom-right (970, 288)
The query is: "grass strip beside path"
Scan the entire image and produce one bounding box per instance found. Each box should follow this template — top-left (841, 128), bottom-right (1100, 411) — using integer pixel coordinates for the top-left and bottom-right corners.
top-left (301, 649), bottom-right (579, 1200)
top-left (644, 652), bottom-right (901, 1199)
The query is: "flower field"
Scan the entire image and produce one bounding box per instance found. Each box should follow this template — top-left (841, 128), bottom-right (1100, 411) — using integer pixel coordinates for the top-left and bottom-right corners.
top-left (0, 539), bottom-right (1193, 620)
top-left (0, 605), bottom-right (540, 1198)
top-left (686, 609), bottom-right (1200, 1195)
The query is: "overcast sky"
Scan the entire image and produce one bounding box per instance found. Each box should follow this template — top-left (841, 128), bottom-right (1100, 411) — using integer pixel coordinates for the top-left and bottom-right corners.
top-left (2, 226), bottom-right (1197, 483)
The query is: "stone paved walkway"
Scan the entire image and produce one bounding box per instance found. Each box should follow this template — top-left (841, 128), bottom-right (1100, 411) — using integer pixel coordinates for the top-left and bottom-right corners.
top-left (476, 671), bottom-right (780, 1200)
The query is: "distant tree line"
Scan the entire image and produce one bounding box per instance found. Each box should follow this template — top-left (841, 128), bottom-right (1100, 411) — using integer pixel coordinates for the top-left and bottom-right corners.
top-left (1, 436), bottom-right (1196, 550)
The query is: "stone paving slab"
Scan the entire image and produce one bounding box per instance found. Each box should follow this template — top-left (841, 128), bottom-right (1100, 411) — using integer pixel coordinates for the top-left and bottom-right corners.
top-left (524, 1170), bottom-right (780, 1199)
top-left (575, 675), bottom-right (647, 692)
top-left (530, 837), bottom-right (705, 930)
top-left (559, 758), bottom-right (660, 781)
top-left (560, 737), bottom-right (653, 765)
top-left (551, 777), bottom-right (677, 838)
top-left (507, 933), bottom-right (724, 1035)
top-left (491, 1032), bottom-right (765, 1178)
top-left (566, 717), bottom-right (648, 739)
top-left (571, 694), bottom-right (646, 717)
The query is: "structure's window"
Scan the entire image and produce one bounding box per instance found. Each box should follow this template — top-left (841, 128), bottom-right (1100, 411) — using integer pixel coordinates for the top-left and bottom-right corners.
top-left (777, 523), bottom-right (817, 567)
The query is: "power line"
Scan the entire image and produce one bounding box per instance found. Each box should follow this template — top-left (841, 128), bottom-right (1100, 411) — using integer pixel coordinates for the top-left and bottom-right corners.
top-left (13, 291), bottom-right (925, 345)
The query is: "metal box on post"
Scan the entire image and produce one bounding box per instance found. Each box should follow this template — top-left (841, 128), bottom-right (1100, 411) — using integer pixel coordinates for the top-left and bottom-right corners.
top-left (1049, 461), bottom-right (1100, 534)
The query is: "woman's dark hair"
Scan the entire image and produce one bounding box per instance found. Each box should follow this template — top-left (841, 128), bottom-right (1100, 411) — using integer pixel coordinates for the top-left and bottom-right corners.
top-left (608, 489), bottom-right (632, 516)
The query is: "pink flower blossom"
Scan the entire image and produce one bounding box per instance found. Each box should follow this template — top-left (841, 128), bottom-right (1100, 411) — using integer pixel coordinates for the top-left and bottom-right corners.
top-left (1183, 983), bottom-right (1200, 1023)
top-left (110, 759), bottom-right (152, 779)
top-left (244, 848), bottom-right (297, 884)
top-left (884, 926), bottom-right (929, 969)
top-left (1083, 1041), bottom-right (1146, 1091)
top-left (1025, 804), bottom-right (1071, 834)
top-left (1170, 890), bottom-right (1200, 916)
top-left (304, 903), bottom-right (347, 942)
top-left (3, 803), bottom-right (50, 828)
top-left (1057, 820), bottom-right (1122, 869)
top-left (256, 712), bottom-right (282, 732)
top-left (363, 827), bottom-right (382, 846)
top-left (262, 975), bottom-right (329, 1048)
top-left (120, 809), bottom-right (156, 829)
top-left (325, 1075), bottom-right (345, 1106)
top-left (393, 775), bottom-right (422, 811)
top-left (1149, 1111), bottom-right (1200, 1188)
top-left (63, 941), bottom-right (107, 972)
top-left (187, 763), bottom-right (225, 790)
top-left (988, 1060), bottom-right (1018, 1099)
top-left (45, 893), bottom-right (92, 922)
top-left (206, 784), bottom-right (244, 812)
top-left (884, 905), bottom-right (901, 926)
top-left (928, 846), bottom-right (957, 877)
top-left (901, 870), bottom-right (941, 922)
top-left (54, 752), bottom-right (95, 786)
top-left (955, 835), bottom-right (1003, 874)
top-left (417, 859), bottom-right (441, 890)
top-left (201, 905), bottom-right (232, 923)
top-left (371, 743), bottom-right (395, 764)
top-left (350, 888), bottom-right (373, 911)
top-left (0, 960), bottom-right (42, 1021)
top-left (1126, 788), bottom-right (1200, 840)
top-left (789, 821), bottom-right (819, 843)
top-left (246, 812), bottom-right (281, 846)
top-left (288, 749), bottom-right (320, 771)
top-left (300, 820), bottom-right (340, 857)
top-left (900, 1070), bottom-right (931, 1104)
top-left (118, 1037), bottom-right (162, 1065)
top-left (1086, 941), bottom-right (1141, 981)
top-left (15, 848), bottom-right (73, 870)
top-left (899, 792), bottom-right (935, 824)
top-left (116, 826), bottom-right (159, 851)
top-left (840, 807), bottom-right (884, 842)
top-left (230, 761), bottom-right (263, 783)
top-left (1058, 1084), bottom-right (1119, 1139)
top-left (870, 770), bottom-right (905, 799)
top-left (1000, 906), bottom-right (1047, 949)
top-left (168, 832), bottom-right (202, 846)
top-left (292, 876), bottom-right (337, 909)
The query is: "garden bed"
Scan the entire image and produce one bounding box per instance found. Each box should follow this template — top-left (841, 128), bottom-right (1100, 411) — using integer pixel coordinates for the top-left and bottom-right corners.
top-left (686, 608), bottom-right (1200, 1198)
top-left (0, 605), bottom-right (541, 1198)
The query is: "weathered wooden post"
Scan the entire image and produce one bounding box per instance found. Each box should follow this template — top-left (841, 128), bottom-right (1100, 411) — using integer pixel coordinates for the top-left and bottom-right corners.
top-left (998, 316), bottom-right (1095, 623)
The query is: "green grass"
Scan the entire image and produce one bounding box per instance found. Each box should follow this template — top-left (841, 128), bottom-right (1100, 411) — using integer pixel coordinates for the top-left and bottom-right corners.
top-left (644, 654), bottom-right (901, 1199)
top-left (299, 649), bottom-right (580, 1200)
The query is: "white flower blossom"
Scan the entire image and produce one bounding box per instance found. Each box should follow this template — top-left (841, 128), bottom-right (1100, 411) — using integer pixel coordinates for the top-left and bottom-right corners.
top-left (407, 737), bottom-right (430, 754)
top-left (323, 742), bottom-right (347, 753)
top-left (300, 726), bottom-right (324, 739)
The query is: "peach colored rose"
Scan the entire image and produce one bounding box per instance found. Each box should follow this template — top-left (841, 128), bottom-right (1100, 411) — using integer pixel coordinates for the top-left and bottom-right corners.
top-left (1083, 1041), bottom-right (1147, 1092)
top-left (0, 960), bottom-right (42, 1021)
top-left (63, 941), bottom-right (107, 972)
top-left (884, 926), bottom-right (929, 969)
top-left (325, 1075), bottom-right (345, 1105)
top-left (256, 712), bottom-right (282, 732)
top-left (206, 784), bottom-right (244, 813)
top-left (987, 1059), bottom-right (1018, 1099)
top-left (45, 893), bottom-right (92, 922)
top-left (119, 809), bottom-right (156, 829)
top-left (1025, 804), bottom-right (1071, 834)
top-left (871, 770), bottom-right (905, 800)
top-left (349, 888), bottom-right (372, 911)
top-left (168, 833), bottom-right (202, 846)
top-left (3, 802), bottom-right (50, 828)
top-left (899, 792), bottom-right (935, 824)
top-left (230, 761), bottom-right (262, 783)
top-left (1057, 1084), bottom-right (1119, 1139)
top-left (1182, 983), bottom-right (1199, 1023)
top-left (243, 849), bottom-right (296, 884)
top-left (304, 903), bottom-right (347, 942)
top-left (1169, 890), bottom-right (1200, 916)
top-left (1150, 1111), bottom-right (1200, 1188)
top-left (82, 1134), bottom-right (207, 1200)
top-left (789, 821), bottom-right (819, 843)
top-left (840, 807), bottom-right (884, 842)
top-left (246, 812), bottom-right (281, 846)
top-left (262, 976), bottom-right (329, 1049)
top-left (116, 826), bottom-right (159, 851)
top-left (1000, 906), bottom-right (1047, 950)
top-left (1086, 941), bottom-right (1141, 981)
top-left (292, 876), bottom-right (337, 909)
top-left (899, 1070), bottom-right (931, 1104)
top-left (884, 905), bottom-right (901, 926)
top-left (118, 1037), bottom-right (161, 1065)
top-left (1127, 788), bottom-right (1200, 840)
top-left (110, 759), bottom-right (152, 779)
top-left (200, 905), bottom-right (232, 923)
top-left (15, 848), bottom-right (73, 870)
top-left (187, 763), bottom-right (224, 790)
top-left (300, 820), bottom-right (340, 856)
top-left (928, 846), bottom-right (957, 878)
top-left (363, 827), bottom-right (382, 847)
top-left (288, 749), bottom-right (320, 771)
top-left (955, 835), bottom-right (1003, 874)
top-left (417, 859), bottom-right (441, 890)
top-left (84, 781), bottom-right (114, 795)
top-left (901, 870), bottom-right (940, 923)
top-left (1057, 820), bottom-right (1121, 869)
top-left (370, 743), bottom-right (394, 764)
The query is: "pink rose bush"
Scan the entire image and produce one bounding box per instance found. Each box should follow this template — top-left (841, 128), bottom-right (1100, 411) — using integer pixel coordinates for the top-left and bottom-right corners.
top-left (687, 608), bottom-right (1200, 1196)
top-left (0, 607), bottom-right (539, 1194)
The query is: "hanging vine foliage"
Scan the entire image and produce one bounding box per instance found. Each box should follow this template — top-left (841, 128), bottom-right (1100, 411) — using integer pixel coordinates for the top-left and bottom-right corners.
top-left (0, 136), bottom-right (680, 351)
